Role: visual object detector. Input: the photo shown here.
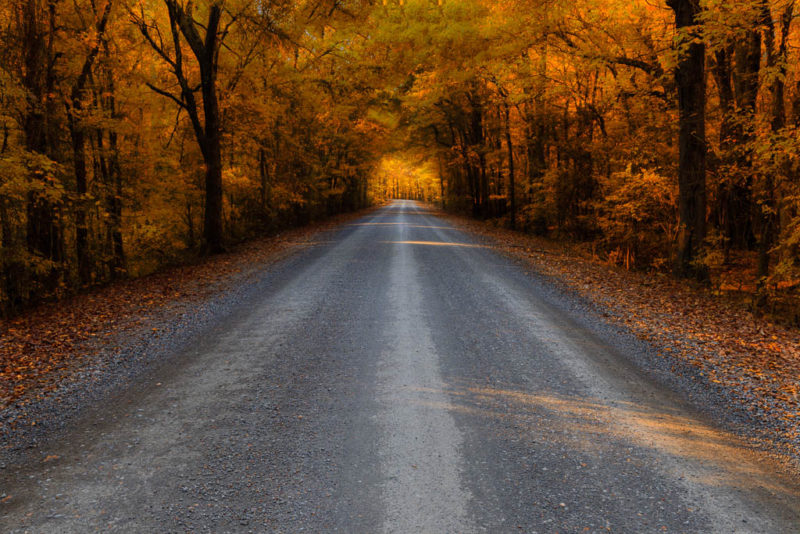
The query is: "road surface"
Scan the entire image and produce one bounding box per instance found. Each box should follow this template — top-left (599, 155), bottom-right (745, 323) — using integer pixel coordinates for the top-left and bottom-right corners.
top-left (2, 200), bottom-right (799, 532)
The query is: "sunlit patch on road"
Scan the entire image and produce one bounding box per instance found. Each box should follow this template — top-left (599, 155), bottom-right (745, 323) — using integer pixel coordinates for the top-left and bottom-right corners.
top-left (379, 240), bottom-right (487, 248)
top-left (349, 223), bottom-right (456, 230)
top-left (406, 383), bottom-right (799, 498)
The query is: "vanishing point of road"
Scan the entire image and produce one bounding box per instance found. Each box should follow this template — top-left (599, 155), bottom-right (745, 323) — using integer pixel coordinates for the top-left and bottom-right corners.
top-left (2, 200), bottom-right (799, 532)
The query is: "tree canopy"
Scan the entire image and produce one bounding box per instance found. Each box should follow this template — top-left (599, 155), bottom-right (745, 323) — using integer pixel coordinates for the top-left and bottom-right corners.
top-left (3, 0), bottom-right (800, 315)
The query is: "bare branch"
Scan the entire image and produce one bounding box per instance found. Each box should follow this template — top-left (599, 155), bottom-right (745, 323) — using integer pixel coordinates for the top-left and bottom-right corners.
top-left (131, 7), bottom-right (177, 69)
top-left (145, 82), bottom-right (187, 109)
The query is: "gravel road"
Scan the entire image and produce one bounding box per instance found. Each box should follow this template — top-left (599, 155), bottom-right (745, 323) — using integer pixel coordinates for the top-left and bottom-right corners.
top-left (2, 200), bottom-right (799, 533)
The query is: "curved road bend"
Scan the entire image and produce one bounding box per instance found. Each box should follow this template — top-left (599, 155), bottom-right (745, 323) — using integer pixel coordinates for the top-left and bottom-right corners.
top-left (2, 200), bottom-right (799, 532)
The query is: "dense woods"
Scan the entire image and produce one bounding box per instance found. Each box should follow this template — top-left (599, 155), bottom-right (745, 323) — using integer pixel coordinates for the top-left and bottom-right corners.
top-left (371, 0), bottom-right (800, 315)
top-left (0, 0), bottom-right (376, 315)
top-left (3, 0), bottom-right (800, 317)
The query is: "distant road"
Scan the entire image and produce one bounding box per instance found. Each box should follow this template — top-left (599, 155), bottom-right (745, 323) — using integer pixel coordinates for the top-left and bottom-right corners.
top-left (2, 200), bottom-right (799, 532)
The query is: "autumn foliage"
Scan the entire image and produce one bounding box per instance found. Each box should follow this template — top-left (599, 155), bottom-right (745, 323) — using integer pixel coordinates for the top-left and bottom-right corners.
top-left (0, 0), bottom-right (376, 315)
top-left (3, 0), bottom-right (800, 318)
top-left (366, 0), bottom-right (800, 316)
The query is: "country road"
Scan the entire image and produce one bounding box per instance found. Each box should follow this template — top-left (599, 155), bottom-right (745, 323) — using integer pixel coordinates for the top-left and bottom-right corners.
top-left (2, 200), bottom-right (799, 533)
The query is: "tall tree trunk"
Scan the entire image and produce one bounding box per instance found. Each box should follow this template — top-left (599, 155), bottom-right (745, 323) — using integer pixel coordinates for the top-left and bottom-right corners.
top-left (525, 108), bottom-right (546, 204)
top-left (199, 38), bottom-right (224, 253)
top-left (66, 0), bottom-right (112, 285)
top-left (137, 0), bottom-right (225, 254)
top-left (756, 1), bottom-right (794, 306)
top-left (69, 115), bottom-right (91, 284)
top-left (1, 122), bottom-right (8, 153)
top-left (21, 0), bottom-right (64, 298)
top-left (503, 101), bottom-right (516, 230)
top-left (668, 0), bottom-right (707, 280)
top-left (710, 46), bottom-right (735, 258)
top-left (731, 27), bottom-right (762, 250)
top-left (437, 154), bottom-right (446, 209)
top-left (170, 0), bottom-right (225, 253)
top-left (259, 146), bottom-right (269, 214)
top-left (106, 97), bottom-right (125, 276)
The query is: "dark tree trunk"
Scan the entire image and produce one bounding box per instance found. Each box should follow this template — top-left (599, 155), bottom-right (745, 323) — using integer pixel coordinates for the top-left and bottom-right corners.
top-left (137, 1), bottom-right (225, 254)
top-left (437, 154), bottom-right (446, 209)
top-left (467, 88), bottom-right (487, 217)
top-left (710, 25), bottom-right (762, 252)
top-left (22, 0), bottom-right (63, 268)
top-left (731, 28), bottom-right (761, 250)
top-left (525, 110), bottom-right (546, 201)
top-left (66, 0), bottom-right (111, 285)
top-left (710, 46), bottom-right (736, 256)
top-left (169, 0), bottom-right (225, 253)
top-left (202, 133), bottom-right (224, 253)
top-left (668, 0), bottom-right (708, 280)
top-left (503, 102), bottom-right (516, 230)
top-left (106, 92), bottom-right (125, 277)
top-left (479, 152), bottom-right (488, 218)
top-left (755, 2), bottom-right (793, 305)
top-left (259, 146), bottom-right (269, 214)
top-left (1, 122), bottom-right (9, 154)
top-left (70, 116), bottom-right (90, 284)
top-left (199, 40), bottom-right (224, 253)
top-left (22, 0), bottom-right (48, 154)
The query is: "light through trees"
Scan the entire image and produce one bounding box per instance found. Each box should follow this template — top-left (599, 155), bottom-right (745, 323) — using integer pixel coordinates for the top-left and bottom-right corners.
top-left (2, 0), bottom-right (800, 315)
top-left (370, 156), bottom-right (440, 203)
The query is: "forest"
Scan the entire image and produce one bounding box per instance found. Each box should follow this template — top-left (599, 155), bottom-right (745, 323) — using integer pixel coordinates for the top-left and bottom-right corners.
top-left (2, 0), bottom-right (800, 318)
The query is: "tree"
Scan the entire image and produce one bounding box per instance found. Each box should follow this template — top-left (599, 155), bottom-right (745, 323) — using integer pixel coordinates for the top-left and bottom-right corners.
top-left (133, 0), bottom-right (226, 253)
top-left (667, 0), bottom-right (707, 279)
top-left (66, 0), bottom-right (113, 284)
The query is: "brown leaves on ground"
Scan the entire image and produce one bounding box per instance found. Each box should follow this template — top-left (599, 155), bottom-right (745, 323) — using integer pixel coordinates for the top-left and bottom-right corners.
top-left (440, 212), bottom-right (800, 459)
top-left (0, 210), bottom-right (374, 411)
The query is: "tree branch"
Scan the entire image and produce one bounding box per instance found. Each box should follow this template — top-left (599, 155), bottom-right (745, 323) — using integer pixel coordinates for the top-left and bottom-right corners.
top-left (145, 82), bottom-right (187, 109)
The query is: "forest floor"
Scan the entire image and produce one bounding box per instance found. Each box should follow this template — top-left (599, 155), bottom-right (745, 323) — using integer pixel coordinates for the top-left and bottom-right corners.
top-left (437, 210), bottom-right (800, 464)
top-left (0, 208), bottom-right (379, 417)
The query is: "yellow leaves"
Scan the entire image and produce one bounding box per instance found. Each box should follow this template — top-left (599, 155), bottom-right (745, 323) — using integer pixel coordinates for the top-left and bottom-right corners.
top-left (366, 109), bottom-right (400, 131)
top-left (222, 166), bottom-right (253, 190)
top-left (271, 183), bottom-right (309, 211)
top-left (370, 155), bottom-right (440, 202)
